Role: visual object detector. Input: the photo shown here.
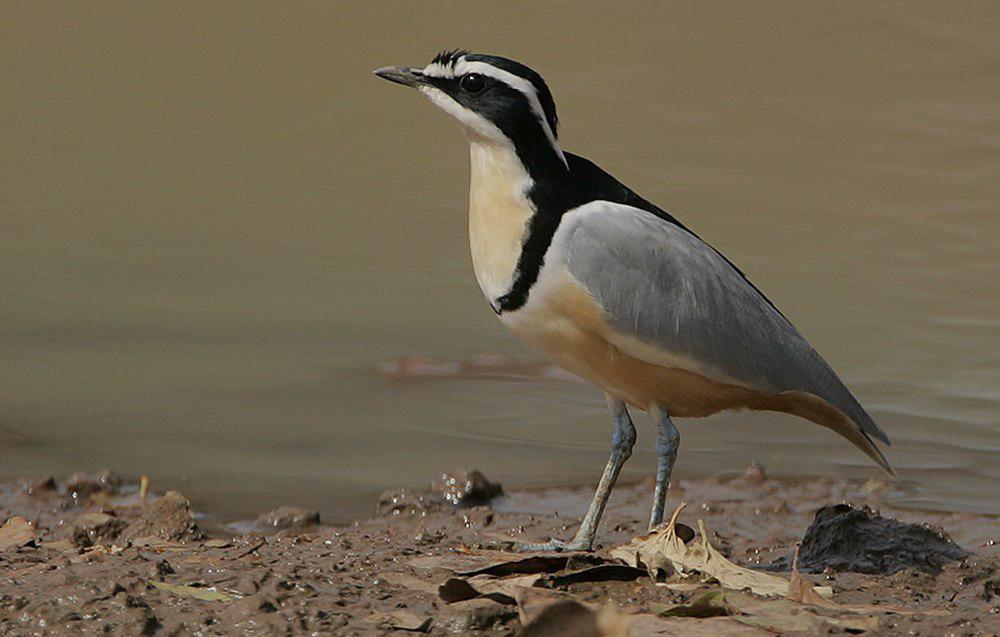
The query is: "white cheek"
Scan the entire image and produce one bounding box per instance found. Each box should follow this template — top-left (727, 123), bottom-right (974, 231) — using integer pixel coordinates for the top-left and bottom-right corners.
top-left (418, 85), bottom-right (507, 144)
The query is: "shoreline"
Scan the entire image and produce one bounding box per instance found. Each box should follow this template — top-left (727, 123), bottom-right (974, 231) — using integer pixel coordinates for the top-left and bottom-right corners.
top-left (1, 469), bottom-right (996, 634)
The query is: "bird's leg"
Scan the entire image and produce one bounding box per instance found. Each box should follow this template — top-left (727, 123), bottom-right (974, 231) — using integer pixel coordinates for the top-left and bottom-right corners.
top-left (520, 395), bottom-right (636, 552)
top-left (648, 406), bottom-right (680, 529)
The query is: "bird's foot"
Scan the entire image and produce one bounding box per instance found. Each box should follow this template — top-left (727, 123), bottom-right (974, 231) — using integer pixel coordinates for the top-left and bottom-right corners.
top-left (517, 537), bottom-right (593, 552)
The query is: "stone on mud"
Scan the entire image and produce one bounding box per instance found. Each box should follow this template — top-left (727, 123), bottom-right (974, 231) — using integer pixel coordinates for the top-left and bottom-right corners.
top-left (120, 491), bottom-right (201, 542)
top-left (771, 503), bottom-right (970, 574)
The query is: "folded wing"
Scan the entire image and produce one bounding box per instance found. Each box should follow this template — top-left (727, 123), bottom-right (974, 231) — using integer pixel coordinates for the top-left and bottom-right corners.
top-left (559, 201), bottom-right (891, 470)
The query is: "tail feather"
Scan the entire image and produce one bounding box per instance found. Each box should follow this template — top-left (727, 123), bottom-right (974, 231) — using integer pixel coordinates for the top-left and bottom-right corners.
top-left (770, 390), bottom-right (895, 476)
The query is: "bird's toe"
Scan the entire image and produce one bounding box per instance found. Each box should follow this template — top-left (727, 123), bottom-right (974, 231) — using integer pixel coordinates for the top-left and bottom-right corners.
top-left (517, 538), bottom-right (593, 553)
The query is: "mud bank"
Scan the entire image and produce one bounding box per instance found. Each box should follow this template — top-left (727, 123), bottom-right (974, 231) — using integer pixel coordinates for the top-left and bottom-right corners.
top-left (0, 469), bottom-right (996, 635)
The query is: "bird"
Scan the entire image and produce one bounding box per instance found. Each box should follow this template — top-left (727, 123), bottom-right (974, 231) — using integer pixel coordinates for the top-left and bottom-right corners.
top-left (374, 50), bottom-right (892, 551)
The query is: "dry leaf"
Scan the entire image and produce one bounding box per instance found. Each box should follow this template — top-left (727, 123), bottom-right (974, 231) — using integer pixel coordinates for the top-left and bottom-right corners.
top-left (0, 517), bottom-right (36, 551)
top-left (543, 564), bottom-right (647, 587)
top-left (438, 574), bottom-right (540, 604)
top-left (653, 590), bottom-right (729, 617)
top-left (456, 552), bottom-right (603, 577)
top-left (203, 539), bottom-right (231, 548)
top-left (725, 590), bottom-right (879, 633)
top-left (610, 503), bottom-right (790, 596)
top-left (654, 581), bottom-right (702, 592)
top-left (148, 580), bottom-right (233, 602)
top-left (653, 587), bottom-right (881, 633)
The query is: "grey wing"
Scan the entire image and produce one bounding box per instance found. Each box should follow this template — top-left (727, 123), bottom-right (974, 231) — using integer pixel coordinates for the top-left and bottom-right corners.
top-left (561, 201), bottom-right (890, 448)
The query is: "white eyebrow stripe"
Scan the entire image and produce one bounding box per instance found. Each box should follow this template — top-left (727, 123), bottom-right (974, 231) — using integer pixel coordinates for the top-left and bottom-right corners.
top-left (421, 56), bottom-right (567, 168)
top-left (455, 60), bottom-right (566, 167)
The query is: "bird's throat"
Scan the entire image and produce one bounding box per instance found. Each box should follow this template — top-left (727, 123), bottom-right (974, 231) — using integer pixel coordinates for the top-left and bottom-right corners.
top-left (467, 142), bottom-right (536, 309)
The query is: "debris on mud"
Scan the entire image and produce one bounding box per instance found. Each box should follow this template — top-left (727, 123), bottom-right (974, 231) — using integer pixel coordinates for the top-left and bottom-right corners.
top-left (612, 504), bottom-right (810, 597)
top-left (0, 516), bottom-right (37, 550)
top-left (69, 511), bottom-right (129, 547)
top-left (0, 470), bottom-right (996, 635)
top-left (769, 503), bottom-right (971, 574)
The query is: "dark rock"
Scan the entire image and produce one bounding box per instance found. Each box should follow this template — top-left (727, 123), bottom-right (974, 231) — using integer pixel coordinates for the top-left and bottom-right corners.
top-left (770, 504), bottom-right (970, 575)
top-left (256, 506), bottom-right (320, 530)
top-left (120, 491), bottom-right (201, 542)
top-left (431, 469), bottom-right (502, 508)
top-left (69, 512), bottom-right (128, 547)
top-left (26, 476), bottom-right (56, 496)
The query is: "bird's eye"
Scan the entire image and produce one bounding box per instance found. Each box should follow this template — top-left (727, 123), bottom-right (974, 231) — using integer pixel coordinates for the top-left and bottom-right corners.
top-left (459, 73), bottom-right (486, 94)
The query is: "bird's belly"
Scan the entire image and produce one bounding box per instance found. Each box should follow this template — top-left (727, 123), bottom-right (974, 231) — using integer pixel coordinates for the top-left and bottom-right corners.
top-left (501, 267), bottom-right (763, 416)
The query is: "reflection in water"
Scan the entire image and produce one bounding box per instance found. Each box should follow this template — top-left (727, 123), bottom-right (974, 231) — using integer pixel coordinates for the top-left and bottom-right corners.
top-left (1, 3), bottom-right (997, 522)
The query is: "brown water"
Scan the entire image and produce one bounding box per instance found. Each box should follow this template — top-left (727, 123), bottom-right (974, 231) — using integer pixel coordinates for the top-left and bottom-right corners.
top-left (2, 3), bottom-right (998, 523)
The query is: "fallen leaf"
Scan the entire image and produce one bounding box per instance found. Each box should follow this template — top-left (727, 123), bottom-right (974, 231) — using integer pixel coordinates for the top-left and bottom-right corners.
top-left (653, 590), bottom-right (729, 617)
top-left (456, 553), bottom-right (604, 577)
top-left (653, 588), bottom-right (881, 634)
top-left (654, 581), bottom-right (702, 592)
top-left (410, 549), bottom-right (607, 580)
top-left (0, 517), bottom-right (36, 551)
top-left (731, 611), bottom-right (829, 632)
top-left (611, 503), bottom-right (791, 596)
top-left (723, 590), bottom-right (876, 633)
top-left (439, 578), bottom-right (492, 604)
top-left (543, 564), bottom-right (647, 587)
top-left (438, 574), bottom-right (540, 604)
top-left (148, 580), bottom-right (233, 602)
top-left (203, 539), bottom-right (231, 548)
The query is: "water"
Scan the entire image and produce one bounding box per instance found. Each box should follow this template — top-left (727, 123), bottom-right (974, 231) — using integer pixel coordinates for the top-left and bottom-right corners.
top-left (2, 3), bottom-right (997, 523)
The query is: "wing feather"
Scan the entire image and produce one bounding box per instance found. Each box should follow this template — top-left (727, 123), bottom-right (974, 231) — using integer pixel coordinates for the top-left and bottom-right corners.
top-left (560, 201), bottom-right (891, 452)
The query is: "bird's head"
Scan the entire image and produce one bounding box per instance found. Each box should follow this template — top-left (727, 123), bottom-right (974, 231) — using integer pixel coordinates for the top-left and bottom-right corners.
top-left (375, 50), bottom-right (566, 170)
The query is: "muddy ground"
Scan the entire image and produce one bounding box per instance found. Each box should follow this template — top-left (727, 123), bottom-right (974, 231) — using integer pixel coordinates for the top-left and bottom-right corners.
top-left (0, 468), bottom-right (996, 635)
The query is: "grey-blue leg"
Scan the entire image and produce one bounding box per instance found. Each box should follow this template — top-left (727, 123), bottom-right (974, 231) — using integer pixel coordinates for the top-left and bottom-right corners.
top-left (521, 395), bottom-right (636, 551)
top-left (648, 406), bottom-right (680, 529)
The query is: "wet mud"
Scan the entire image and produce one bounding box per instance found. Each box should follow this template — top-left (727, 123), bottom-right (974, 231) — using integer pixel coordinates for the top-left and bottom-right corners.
top-left (0, 469), bottom-right (996, 635)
